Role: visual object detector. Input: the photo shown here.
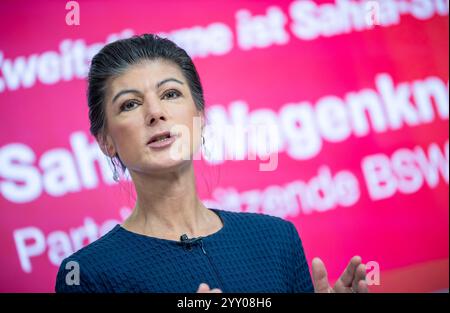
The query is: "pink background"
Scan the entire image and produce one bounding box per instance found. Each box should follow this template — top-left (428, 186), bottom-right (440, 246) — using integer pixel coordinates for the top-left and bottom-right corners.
top-left (0, 0), bottom-right (448, 292)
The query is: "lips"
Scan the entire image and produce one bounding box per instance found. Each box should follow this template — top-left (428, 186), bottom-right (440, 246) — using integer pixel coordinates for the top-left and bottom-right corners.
top-left (148, 131), bottom-right (172, 144)
top-left (147, 131), bottom-right (178, 149)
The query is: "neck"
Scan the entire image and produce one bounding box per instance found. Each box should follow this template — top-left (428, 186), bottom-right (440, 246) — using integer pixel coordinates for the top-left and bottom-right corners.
top-left (124, 163), bottom-right (211, 239)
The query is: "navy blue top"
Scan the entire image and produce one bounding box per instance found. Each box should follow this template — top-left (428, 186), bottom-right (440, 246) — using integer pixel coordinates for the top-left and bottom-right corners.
top-left (55, 209), bottom-right (314, 293)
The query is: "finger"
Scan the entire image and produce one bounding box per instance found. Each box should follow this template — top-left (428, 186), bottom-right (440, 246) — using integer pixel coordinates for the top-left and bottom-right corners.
top-left (356, 279), bottom-right (369, 293)
top-left (210, 288), bottom-right (223, 293)
top-left (352, 263), bottom-right (367, 291)
top-left (312, 257), bottom-right (331, 293)
top-left (196, 283), bottom-right (210, 293)
top-left (336, 256), bottom-right (361, 289)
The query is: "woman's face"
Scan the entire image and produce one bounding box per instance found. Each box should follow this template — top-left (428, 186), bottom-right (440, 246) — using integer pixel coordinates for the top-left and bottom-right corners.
top-left (101, 59), bottom-right (203, 175)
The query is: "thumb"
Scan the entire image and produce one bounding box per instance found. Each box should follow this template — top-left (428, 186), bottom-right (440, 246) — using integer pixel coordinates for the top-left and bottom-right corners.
top-left (312, 257), bottom-right (331, 293)
top-left (196, 283), bottom-right (210, 293)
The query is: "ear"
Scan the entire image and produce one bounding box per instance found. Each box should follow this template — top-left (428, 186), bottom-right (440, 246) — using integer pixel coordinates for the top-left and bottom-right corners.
top-left (199, 111), bottom-right (206, 132)
top-left (96, 133), bottom-right (116, 157)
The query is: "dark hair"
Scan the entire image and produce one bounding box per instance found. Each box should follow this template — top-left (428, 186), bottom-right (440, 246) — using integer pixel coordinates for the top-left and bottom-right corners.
top-left (87, 34), bottom-right (205, 170)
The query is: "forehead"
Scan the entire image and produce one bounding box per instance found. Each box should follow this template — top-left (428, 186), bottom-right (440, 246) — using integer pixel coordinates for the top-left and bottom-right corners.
top-left (107, 59), bottom-right (185, 94)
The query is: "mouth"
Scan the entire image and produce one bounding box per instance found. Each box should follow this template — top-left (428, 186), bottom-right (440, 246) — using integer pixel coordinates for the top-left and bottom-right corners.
top-left (147, 131), bottom-right (178, 148)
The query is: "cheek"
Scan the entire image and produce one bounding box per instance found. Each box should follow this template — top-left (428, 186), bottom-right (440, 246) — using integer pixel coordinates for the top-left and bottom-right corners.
top-left (110, 120), bottom-right (143, 156)
top-left (178, 111), bottom-right (201, 137)
top-left (170, 107), bottom-right (202, 153)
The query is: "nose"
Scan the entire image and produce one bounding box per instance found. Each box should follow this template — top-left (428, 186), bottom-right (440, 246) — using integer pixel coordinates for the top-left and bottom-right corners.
top-left (145, 97), bottom-right (167, 126)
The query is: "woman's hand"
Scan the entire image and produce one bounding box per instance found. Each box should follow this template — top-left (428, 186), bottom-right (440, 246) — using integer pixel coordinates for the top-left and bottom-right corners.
top-left (312, 256), bottom-right (369, 293)
top-left (196, 283), bottom-right (222, 293)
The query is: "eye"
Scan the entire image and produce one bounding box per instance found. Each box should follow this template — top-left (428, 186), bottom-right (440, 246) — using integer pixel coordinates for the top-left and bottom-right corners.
top-left (162, 90), bottom-right (181, 100)
top-left (120, 100), bottom-right (140, 112)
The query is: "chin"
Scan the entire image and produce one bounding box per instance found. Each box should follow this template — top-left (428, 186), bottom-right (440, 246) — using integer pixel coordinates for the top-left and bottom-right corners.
top-left (145, 158), bottom-right (191, 173)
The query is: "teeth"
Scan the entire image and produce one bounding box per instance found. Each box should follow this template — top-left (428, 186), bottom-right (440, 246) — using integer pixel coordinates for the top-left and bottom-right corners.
top-left (153, 135), bottom-right (170, 142)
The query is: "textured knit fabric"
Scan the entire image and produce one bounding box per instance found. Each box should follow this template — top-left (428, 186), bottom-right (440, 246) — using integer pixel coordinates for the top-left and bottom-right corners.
top-left (55, 209), bottom-right (314, 293)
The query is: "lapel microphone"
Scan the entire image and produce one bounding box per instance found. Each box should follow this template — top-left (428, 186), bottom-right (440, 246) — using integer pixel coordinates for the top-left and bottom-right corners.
top-left (179, 234), bottom-right (204, 250)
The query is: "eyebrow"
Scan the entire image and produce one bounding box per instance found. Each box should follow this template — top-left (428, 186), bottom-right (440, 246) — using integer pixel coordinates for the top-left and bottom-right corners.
top-left (112, 89), bottom-right (141, 104)
top-left (112, 78), bottom-right (184, 104)
top-left (157, 78), bottom-right (184, 88)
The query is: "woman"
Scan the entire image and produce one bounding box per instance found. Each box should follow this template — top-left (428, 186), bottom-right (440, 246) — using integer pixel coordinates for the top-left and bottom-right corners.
top-left (55, 34), bottom-right (368, 293)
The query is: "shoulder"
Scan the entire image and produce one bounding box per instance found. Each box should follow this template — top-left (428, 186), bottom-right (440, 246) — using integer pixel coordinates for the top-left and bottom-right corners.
top-left (55, 225), bottom-right (123, 293)
top-left (218, 208), bottom-right (294, 228)
top-left (65, 224), bottom-right (123, 264)
top-left (216, 209), bottom-right (298, 240)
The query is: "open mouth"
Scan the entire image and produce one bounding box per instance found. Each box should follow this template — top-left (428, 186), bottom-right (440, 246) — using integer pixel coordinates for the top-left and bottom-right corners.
top-left (148, 132), bottom-right (172, 144)
top-left (147, 131), bottom-right (179, 148)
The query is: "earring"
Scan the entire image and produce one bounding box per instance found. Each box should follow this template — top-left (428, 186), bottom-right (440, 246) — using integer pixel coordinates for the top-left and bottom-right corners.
top-left (103, 143), bottom-right (120, 182)
top-left (111, 156), bottom-right (120, 182)
top-left (112, 167), bottom-right (119, 182)
top-left (201, 135), bottom-right (211, 160)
